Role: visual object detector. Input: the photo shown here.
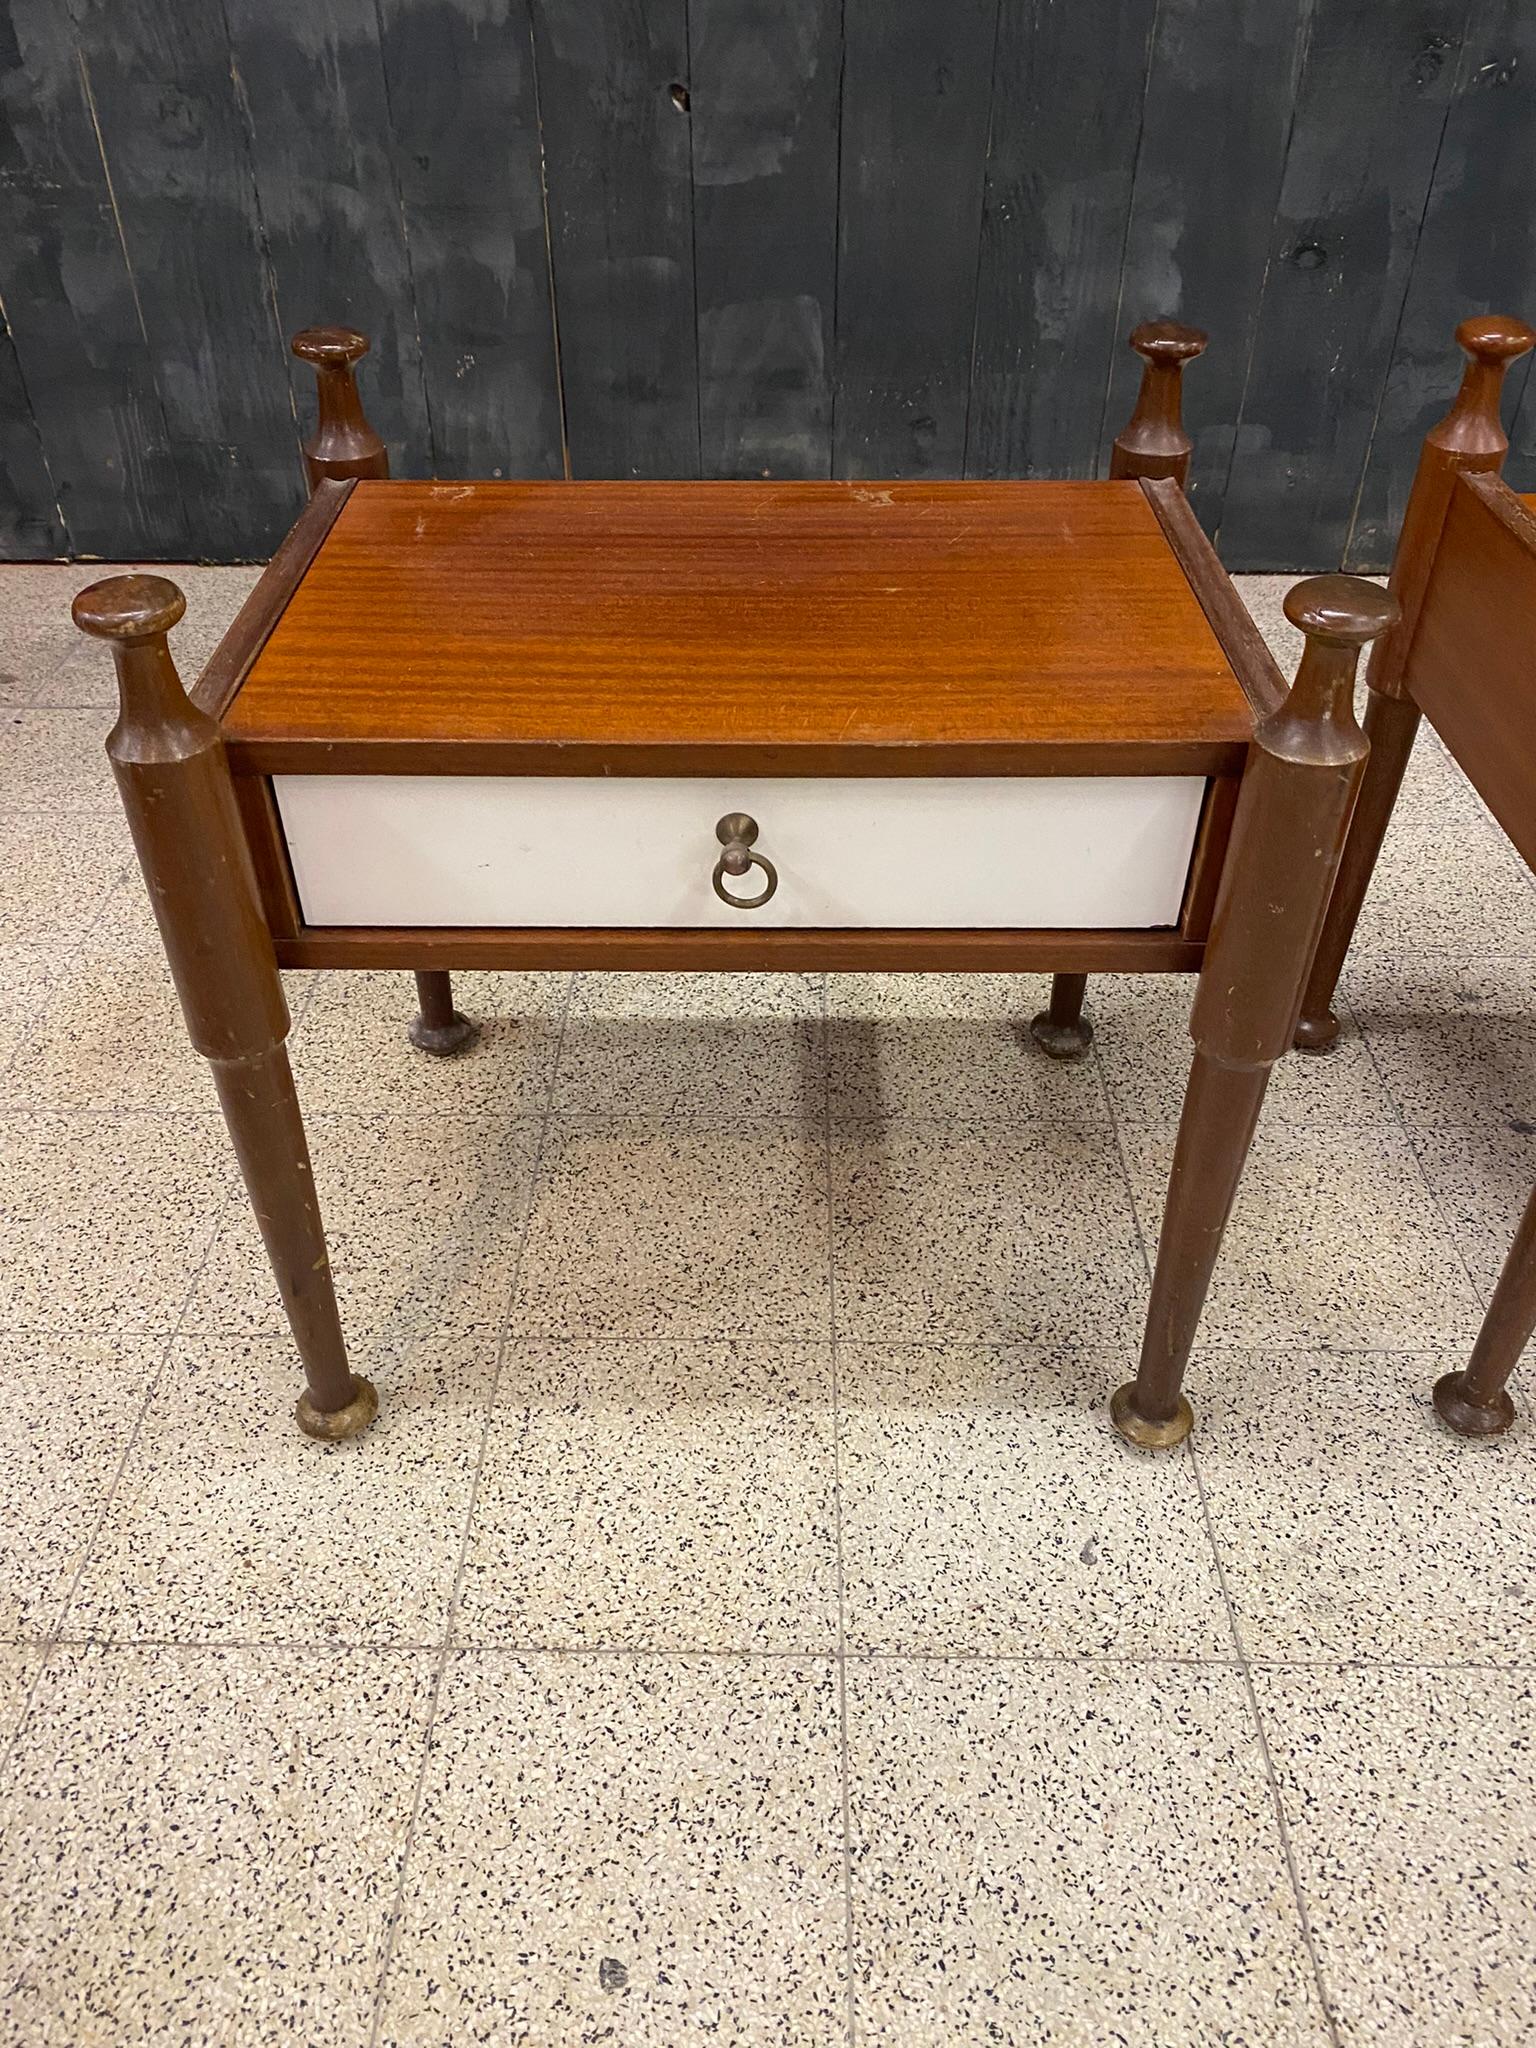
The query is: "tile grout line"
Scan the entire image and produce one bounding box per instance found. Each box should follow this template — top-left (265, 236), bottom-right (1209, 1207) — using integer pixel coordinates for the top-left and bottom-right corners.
top-left (1097, 980), bottom-right (1345, 2043)
top-left (14, 1636), bottom-right (1536, 1672)
top-left (364, 968), bottom-right (576, 2048)
top-left (823, 973), bottom-right (859, 2048)
top-left (1349, 993), bottom-right (1497, 1319)
top-left (1186, 1436), bottom-right (1346, 2048)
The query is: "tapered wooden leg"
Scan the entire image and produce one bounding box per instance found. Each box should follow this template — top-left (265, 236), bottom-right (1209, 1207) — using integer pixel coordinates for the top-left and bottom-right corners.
top-left (1434, 1184), bottom-right (1536, 1438)
top-left (73, 573), bottom-right (376, 1441)
top-left (1113, 577), bottom-right (1397, 1448)
top-left (209, 1047), bottom-right (375, 1438)
top-left (410, 969), bottom-right (478, 1056)
top-left (1030, 972), bottom-right (1092, 1059)
top-left (1293, 690), bottom-right (1421, 1051)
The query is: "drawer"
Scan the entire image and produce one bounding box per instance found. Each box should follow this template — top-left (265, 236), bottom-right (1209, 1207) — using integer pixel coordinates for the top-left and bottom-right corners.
top-left (273, 774), bottom-right (1207, 931)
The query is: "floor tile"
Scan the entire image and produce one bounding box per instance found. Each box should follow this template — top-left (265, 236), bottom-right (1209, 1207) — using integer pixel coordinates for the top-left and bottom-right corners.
top-left (1094, 972), bottom-right (1390, 1126)
top-left (1232, 573), bottom-right (1307, 676)
top-left (0, 808), bottom-right (132, 947)
top-left (555, 970), bottom-right (825, 1118)
top-left (376, 1652), bottom-right (845, 2047)
top-left (456, 1340), bottom-right (837, 1651)
top-left (66, 1329), bottom-right (497, 1647)
top-left (847, 1658), bottom-right (1330, 2048)
top-left (839, 1343), bottom-right (1229, 1655)
top-left (0, 1112), bottom-right (234, 1334)
top-left (0, 1335), bottom-right (160, 1641)
top-left (1123, 1120), bottom-right (1483, 1352)
top-left (1409, 1121), bottom-right (1536, 1297)
top-left (4, 562), bottom-right (261, 709)
top-left (1349, 808), bottom-right (1536, 957)
top-left (509, 1117), bottom-right (832, 1341)
top-left (0, 1644), bottom-right (434, 2048)
top-left (0, 706), bottom-right (117, 811)
top-left (831, 1119), bottom-right (1146, 1345)
top-left (189, 1110), bottom-right (541, 1340)
top-left (0, 947), bottom-right (54, 1077)
top-left (292, 969), bottom-right (567, 1116)
top-left (827, 971), bottom-right (1109, 1124)
top-left (0, 1646), bottom-right (43, 1752)
top-left (0, 946), bottom-right (214, 1111)
top-left (1347, 951), bottom-right (1536, 1129)
top-left (1257, 1665), bottom-right (1536, 2048)
top-left (1196, 1347), bottom-right (1536, 1664)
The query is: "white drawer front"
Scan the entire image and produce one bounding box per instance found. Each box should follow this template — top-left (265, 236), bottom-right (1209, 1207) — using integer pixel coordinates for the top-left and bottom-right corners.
top-left (274, 774), bottom-right (1206, 930)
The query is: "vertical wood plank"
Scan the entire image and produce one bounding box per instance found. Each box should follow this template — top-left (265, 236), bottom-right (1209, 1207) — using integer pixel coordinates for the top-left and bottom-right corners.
top-left (377, 0), bottom-right (563, 481)
top-left (689, 0), bottom-right (841, 479)
top-left (0, 304), bottom-right (65, 557)
top-left (0, 0), bottom-right (186, 557)
top-left (966, 0), bottom-right (1157, 481)
top-left (1345, 0), bottom-right (1536, 567)
top-left (834, 0), bottom-right (997, 478)
top-left (1510, 358), bottom-right (1536, 495)
top-left (1216, 0), bottom-right (1470, 571)
top-left (222, 0), bottom-right (433, 483)
top-left (1104, 0), bottom-right (1312, 528)
top-left (531, 0), bottom-right (697, 478)
top-left (66, 0), bottom-right (299, 556)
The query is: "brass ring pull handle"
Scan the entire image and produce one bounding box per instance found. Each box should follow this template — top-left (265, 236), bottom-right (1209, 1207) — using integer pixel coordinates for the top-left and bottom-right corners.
top-left (712, 812), bottom-right (778, 910)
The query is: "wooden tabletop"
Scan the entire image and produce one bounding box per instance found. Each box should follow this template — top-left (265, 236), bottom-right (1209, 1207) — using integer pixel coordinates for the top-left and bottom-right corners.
top-left (225, 479), bottom-right (1255, 776)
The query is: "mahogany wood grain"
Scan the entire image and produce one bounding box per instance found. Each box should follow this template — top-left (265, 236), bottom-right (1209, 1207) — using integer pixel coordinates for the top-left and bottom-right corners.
top-left (224, 478), bottom-right (1254, 777)
top-left (1404, 472), bottom-right (1536, 874)
top-left (191, 478), bottom-right (355, 718)
top-left (1138, 478), bottom-right (1287, 723)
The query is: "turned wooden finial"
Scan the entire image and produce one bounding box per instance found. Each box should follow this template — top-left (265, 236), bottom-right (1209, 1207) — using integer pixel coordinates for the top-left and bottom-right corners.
top-left (72, 572), bottom-right (186, 644)
top-left (1283, 574), bottom-right (1399, 650)
top-left (1429, 314), bottom-right (1536, 460)
top-left (1110, 320), bottom-right (1209, 487)
top-left (73, 574), bottom-right (201, 746)
top-left (1282, 576), bottom-right (1398, 736)
top-left (291, 324), bottom-right (388, 491)
top-left (1366, 312), bottom-right (1534, 703)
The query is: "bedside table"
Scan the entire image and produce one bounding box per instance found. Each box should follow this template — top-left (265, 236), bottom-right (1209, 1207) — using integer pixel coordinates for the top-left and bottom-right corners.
top-left (73, 320), bottom-right (1402, 1449)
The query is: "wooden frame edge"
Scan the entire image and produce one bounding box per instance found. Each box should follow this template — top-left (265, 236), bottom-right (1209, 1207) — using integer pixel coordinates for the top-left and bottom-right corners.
top-left (190, 478), bottom-right (357, 719)
top-left (1139, 476), bottom-right (1287, 723)
top-left (273, 925), bottom-right (1203, 974)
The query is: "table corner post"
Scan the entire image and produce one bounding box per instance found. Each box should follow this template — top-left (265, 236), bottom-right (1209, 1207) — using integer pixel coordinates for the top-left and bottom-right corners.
top-left (1112, 575), bottom-right (1397, 1450)
top-left (1295, 311), bottom-right (1536, 1052)
top-left (1037, 318), bottom-right (1211, 1067)
top-left (74, 573), bottom-right (377, 1443)
top-left (1108, 320), bottom-right (1208, 490)
top-left (291, 324), bottom-right (390, 491)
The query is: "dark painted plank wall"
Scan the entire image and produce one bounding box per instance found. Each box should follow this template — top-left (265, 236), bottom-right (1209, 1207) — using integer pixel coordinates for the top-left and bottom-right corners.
top-left (833, 0), bottom-right (997, 478)
top-left (967, 0), bottom-right (1159, 481)
top-left (0, 0), bottom-right (1531, 565)
top-left (690, 0), bottom-right (840, 479)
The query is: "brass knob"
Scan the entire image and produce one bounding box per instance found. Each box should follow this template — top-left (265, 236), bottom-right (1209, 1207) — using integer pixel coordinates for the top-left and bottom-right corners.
top-left (712, 812), bottom-right (778, 910)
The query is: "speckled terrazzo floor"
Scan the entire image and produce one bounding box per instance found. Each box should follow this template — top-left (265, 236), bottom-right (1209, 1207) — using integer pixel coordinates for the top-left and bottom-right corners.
top-left (1, 564), bottom-right (1534, 2047)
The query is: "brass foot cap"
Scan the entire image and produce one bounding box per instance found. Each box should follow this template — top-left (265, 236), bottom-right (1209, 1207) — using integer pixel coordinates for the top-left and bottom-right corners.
top-left (296, 1376), bottom-right (379, 1442)
top-left (1433, 1371), bottom-right (1515, 1439)
top-left (1110, 1382), bottom-right (1194, 1450)
top-left (1029, 1010), bottom-right (1093, 1061)
top-left (1292, 1011), bottom-right (1339, 1053)
top-left (409, 1011), bottom-right (479, 1057)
